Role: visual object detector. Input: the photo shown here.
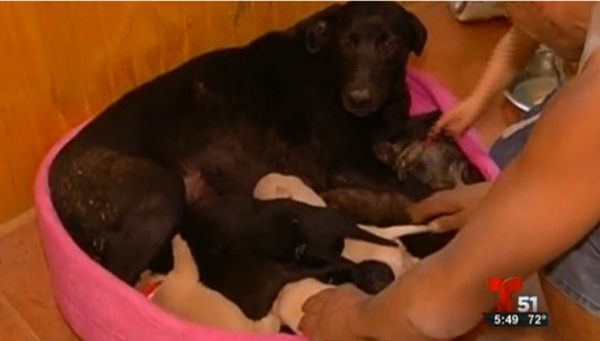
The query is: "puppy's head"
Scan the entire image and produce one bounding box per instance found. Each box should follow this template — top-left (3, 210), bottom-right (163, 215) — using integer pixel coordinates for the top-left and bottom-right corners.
top-left (302, 2), bottom-right (427, 117)
top-left (250, 200), bottom-right (353, 263)
top-left (374, 112), bottom-right (484, 191)
top-left (249, 199), bottom-right (396, 266)
top-left (351, 260), bottom-right (395, 294)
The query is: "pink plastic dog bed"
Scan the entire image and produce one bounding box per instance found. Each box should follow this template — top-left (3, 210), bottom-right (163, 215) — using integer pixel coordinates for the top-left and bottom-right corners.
top-left (34, 69), bottom-right (500, 341)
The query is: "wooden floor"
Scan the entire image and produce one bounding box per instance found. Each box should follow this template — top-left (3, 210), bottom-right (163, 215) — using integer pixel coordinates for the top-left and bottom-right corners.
top-left (0, 2), bottom-right (591, 340)
top-left (0, 211), bottom-right (77, 340)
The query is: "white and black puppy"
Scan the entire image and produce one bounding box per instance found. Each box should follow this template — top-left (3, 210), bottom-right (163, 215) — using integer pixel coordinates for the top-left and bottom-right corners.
top-left (255, 173), bottom-right (430, 333)
top-left (255, 173), bottom-right (426, 272)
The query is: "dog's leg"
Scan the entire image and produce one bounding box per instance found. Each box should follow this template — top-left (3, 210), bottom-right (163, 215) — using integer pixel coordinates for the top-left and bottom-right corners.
top-left (50, 147), bottom-right (185, 284)
top-left (320, 188), bottom-right (414, 226)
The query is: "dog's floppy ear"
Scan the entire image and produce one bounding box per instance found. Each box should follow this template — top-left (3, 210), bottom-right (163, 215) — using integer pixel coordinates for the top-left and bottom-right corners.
top-left (306, 20), bottom-right (330, 54)
top-left (406, 11), bottom-right (427, 56)
top-left (304, 4), bottom-right (341, 54)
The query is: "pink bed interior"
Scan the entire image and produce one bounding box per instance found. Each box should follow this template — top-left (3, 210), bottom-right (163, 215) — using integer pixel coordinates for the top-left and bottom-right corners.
top-left (33, 68), bottom-right (500, 341)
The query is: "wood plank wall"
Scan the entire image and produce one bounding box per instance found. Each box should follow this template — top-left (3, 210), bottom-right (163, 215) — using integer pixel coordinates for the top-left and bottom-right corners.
top-left (0, 1), bottom-right (338, 223)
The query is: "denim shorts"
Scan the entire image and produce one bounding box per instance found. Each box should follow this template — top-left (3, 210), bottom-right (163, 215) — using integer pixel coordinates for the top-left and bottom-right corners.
top-left (489, 93), bottom-right (600, 317)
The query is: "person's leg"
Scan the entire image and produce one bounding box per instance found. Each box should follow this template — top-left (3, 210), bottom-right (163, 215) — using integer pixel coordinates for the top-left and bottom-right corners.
top-left (543, 226), bottom-right (600, 316)
top-left (540, 273), bottom-right (600, 339)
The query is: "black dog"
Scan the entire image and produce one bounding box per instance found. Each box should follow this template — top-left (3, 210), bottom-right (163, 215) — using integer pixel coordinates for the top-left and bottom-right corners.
top-left (180, 194), bottom-right (397, 319)
top-left (49, 2), bottom-right (428, 284)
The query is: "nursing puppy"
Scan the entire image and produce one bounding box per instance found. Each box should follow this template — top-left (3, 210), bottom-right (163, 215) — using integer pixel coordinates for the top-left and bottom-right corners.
top-left (146, 235), bottom-right (387, 336)
top-left (256, 173), bottom-right (427, 333)
top-left (180, 193), bottom-right (398, 320)
top-left (254, 173), bottom-right (421, 274)
top-left (49, 2), bottom-right (429, 284)
top-left (145, 224), bottom-right (399, 335)
top-left (149, 235), bottom-right (391, 335)
top-left (149, 235), bottom-right (281, 333)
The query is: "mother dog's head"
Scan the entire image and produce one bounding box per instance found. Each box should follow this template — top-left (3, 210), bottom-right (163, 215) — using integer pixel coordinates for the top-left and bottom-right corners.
top-left (302, 2), bottom-right (427, 117)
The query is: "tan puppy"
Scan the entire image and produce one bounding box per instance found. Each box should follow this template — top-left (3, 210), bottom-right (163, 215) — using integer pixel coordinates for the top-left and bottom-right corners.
top-left (150, 235), bottom-right (281, 333)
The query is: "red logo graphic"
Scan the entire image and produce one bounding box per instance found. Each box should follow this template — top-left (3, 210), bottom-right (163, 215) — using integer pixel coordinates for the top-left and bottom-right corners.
top-left (488, 277), bottom-right (523, 312)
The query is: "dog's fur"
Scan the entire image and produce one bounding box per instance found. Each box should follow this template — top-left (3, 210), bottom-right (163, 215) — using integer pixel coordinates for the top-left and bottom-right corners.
top-left (179, 193), bottom-right (397, 319)
top-left (175, 171), bottom-right (415, 321)
top-left (374, 111), bottom-right (485, 190)
top-left (49, 2), bottom-right (428, 284)
top-left (323, 112), bottom-right (485, 225)
top-left (321, 112), bottom-right (486, 256)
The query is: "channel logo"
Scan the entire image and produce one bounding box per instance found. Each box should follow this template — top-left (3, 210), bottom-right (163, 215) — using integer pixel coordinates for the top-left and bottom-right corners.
top-left (483, 277), bottom-right (549, 327)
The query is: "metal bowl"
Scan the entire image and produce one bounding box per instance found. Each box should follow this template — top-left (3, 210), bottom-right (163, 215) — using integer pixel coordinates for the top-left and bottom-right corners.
top-left (505, 46), bottom-right (565, 112)
top-left (449, 2), bottom-right (506, 22)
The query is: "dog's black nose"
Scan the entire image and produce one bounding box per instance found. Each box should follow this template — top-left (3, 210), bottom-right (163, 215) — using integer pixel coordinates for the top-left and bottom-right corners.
top-left (347, 88), bottom-right (372, 107)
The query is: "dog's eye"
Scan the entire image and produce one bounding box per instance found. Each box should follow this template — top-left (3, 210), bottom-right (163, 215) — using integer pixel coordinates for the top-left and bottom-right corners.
top-left (379, 38), bottom-right (398, 58)
top-left (377, 31), bottom-right (390, 44)
top-left (294, 243), bottom-right (307, 259)
top-left (289, 217), bottom-right (300, 228)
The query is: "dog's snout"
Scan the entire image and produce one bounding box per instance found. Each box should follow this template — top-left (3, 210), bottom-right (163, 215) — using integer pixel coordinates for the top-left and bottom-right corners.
top-left (344, 88), bottom-right (375, 116)
top-left (348, 88), bottom-right (371, 105)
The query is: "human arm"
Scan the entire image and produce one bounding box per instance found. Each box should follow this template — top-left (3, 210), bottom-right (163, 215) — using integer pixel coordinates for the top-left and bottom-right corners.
top-left (433, 26), bottom-right (539, 137)
top-left (300, 51), bottom-right (600, 340)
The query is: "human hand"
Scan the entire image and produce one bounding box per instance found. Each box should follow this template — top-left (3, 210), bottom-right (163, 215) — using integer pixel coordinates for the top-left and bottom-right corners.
top-left (299, 284), bottom-right (371, 341)
top-left (429, 97), bottom-right (484, 138)
top-left (408, 182), bottom-right (491, 232)
top-left (299, 282), bottom-right (447, 341)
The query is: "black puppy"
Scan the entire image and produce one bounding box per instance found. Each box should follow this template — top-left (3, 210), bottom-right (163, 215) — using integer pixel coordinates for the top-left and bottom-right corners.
top-left (180, 194), bottom-right (397, 319)
top-left (49, 2), bottom-right (428, 284)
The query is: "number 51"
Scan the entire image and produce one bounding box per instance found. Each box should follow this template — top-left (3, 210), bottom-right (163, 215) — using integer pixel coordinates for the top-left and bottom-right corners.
top-left (517, 296), bottom-right (538, 313)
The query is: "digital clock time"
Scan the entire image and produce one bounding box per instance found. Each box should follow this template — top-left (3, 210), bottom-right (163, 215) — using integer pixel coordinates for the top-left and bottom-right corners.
top-left (483, 313), bottom-right (549, 327)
